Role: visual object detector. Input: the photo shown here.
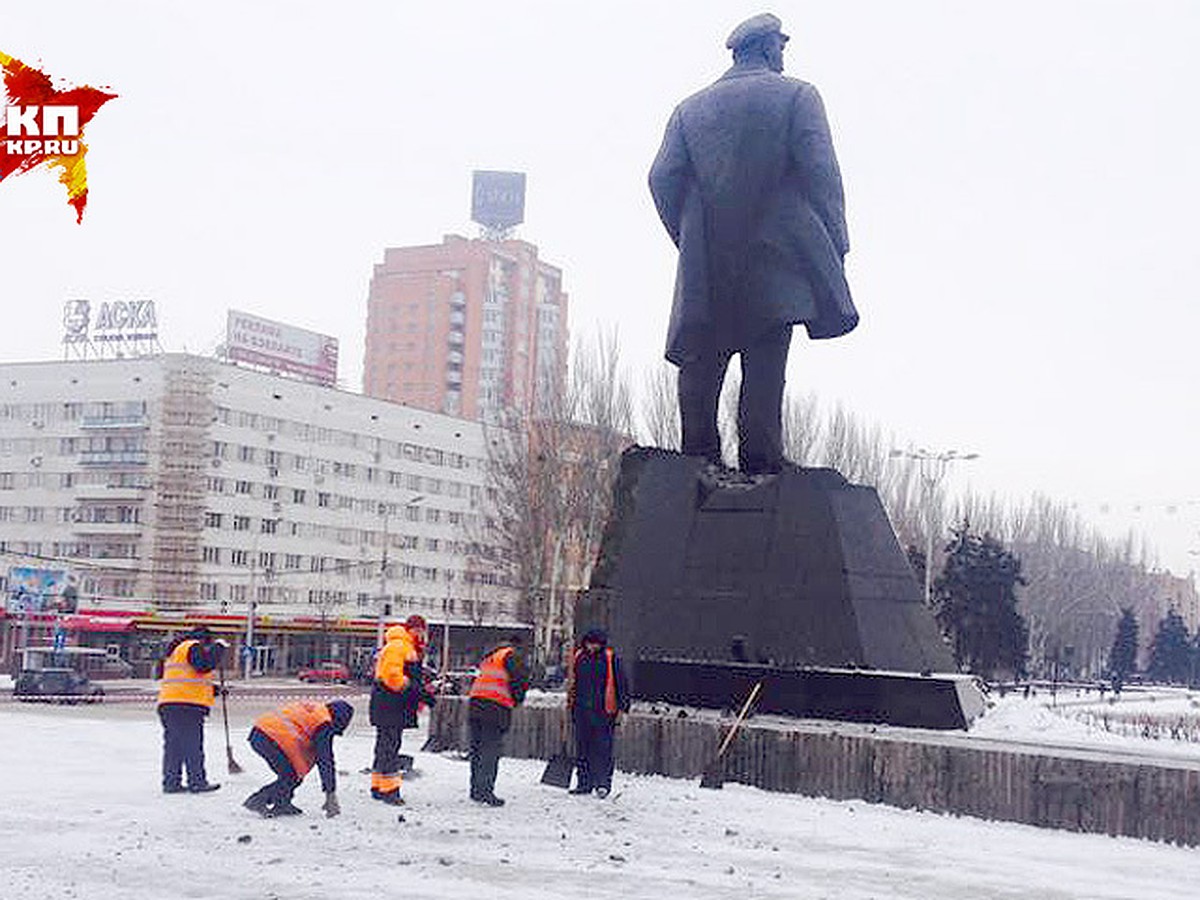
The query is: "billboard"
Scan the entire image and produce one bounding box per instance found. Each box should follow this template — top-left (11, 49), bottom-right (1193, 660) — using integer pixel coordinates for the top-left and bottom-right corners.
top-left (471, 170), bottom-right (526, 231)
top-left (226, 310), bottom-right (339, 386)
top-left (6, 566), bottom-right (74, 614)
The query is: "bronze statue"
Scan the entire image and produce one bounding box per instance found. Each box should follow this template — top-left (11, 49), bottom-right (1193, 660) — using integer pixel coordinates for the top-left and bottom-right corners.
top-left (649, 13), bottom-right (856, 474)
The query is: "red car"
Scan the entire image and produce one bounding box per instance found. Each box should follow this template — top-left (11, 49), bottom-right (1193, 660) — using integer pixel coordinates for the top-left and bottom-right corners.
top-left (297, 661), bottom-right (351, 683)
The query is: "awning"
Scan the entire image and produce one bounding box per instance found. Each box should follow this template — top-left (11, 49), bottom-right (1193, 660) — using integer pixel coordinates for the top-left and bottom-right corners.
top-left (62, 614), bottom-right (136, 633)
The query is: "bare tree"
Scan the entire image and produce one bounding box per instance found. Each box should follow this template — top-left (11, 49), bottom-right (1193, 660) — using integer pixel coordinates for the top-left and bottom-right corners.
top-left (780, 390), bottom-right (822, 465)
top-left (639, 362), bottom-right (680, 450)
top-left (479, 327), bottom-right (635, 668)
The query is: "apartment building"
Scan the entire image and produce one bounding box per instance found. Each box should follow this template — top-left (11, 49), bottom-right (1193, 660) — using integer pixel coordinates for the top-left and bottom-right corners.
top-left (362, 235), bottom-right (569, 422)
top-left (0, 354), bottom-right (522, 673)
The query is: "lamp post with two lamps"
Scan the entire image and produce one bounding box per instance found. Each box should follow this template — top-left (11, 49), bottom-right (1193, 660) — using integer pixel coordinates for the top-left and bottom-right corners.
top-left (888, 447), bottom-right (979, 607)
top-left (376, 495), bottom-right (424, 649)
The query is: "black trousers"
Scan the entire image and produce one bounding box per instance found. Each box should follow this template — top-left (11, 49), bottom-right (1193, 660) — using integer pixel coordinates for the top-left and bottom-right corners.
top-left (245, 727), bottom-right (301, 806)
top-left (372, 724), bottom-right (403, 787)
top-left (677, 325), bottom-right (792, 474)
top-left (468, 717), bottom-right (505, 799)
top-left (573, 712), bottom-right (616, 792)
top-left (158, 704), bottom-right (208, 790)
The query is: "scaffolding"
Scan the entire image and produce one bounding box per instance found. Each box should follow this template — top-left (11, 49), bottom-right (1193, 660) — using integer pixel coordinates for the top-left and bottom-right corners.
top-left (151, 361), bottom-right (213, 609)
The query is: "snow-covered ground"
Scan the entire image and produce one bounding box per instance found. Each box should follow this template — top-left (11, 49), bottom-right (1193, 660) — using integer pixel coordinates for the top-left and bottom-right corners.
top-left (1, 692), bottom-right (1197, 900)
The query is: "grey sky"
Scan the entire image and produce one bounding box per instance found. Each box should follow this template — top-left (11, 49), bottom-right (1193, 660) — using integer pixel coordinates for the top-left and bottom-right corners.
top-left (3, 1), bottom-right (1198, 574)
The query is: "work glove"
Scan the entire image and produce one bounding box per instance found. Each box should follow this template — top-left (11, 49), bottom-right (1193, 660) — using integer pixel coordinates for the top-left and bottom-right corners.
top-left (322, 791), bottom-right (340, 818)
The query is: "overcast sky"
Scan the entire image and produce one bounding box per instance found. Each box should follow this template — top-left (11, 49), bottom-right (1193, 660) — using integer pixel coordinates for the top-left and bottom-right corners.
top-left (3, 1), bottom-right (1198, 577)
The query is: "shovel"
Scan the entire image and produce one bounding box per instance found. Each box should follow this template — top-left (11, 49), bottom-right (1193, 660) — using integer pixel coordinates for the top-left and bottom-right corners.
top-left (699, 680), bottom-right (762, 789)
top-left (218, 662), bottom-right (243, 775)
top-left (540, 708), bottom-right (574, 788)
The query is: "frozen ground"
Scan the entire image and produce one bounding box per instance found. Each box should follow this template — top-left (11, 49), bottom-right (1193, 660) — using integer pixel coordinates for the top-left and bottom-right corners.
top-left (1, 691), bottom-right (1197, 900)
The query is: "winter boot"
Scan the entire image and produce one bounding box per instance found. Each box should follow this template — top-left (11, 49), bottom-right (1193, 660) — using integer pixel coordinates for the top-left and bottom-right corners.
top-left (243, 791), bottom-right (272, 815)
top-left (372, 789), bottom-right (405, 806)
top-left (266, 800), bottom-right (303, 816)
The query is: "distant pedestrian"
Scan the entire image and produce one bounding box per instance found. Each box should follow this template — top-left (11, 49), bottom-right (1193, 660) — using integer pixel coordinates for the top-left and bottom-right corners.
top-left (157, 626), bottom-right (227, 794)
top-left (467, 634), bottom-right (529, 806)
top-left (243, 699), bottom-right (354, 818)
top-left (369, 614), bottom-right (434, 805)
top-left (568, 628), bottom-right (630, 798)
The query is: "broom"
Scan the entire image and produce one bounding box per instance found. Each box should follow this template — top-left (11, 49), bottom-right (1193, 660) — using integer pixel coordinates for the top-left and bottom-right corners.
top-left (218, 662), bottom-right (243, 774)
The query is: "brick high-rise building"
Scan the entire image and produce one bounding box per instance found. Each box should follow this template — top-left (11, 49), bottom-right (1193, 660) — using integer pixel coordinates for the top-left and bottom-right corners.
top-left (363, 235), bottom-right (569, 423)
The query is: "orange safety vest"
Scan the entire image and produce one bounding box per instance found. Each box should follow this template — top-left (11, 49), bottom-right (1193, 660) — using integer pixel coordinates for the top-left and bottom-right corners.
top-left (254, 701), bottom-right (333, 777)
top-left (572, 646), bottom-right (619, 715)
top-left (157, 639), bottom-right (215, 708)
top-left (469, 647), bottom-right (515, 708)
top-left (375, 625), bottom-right (418, 692)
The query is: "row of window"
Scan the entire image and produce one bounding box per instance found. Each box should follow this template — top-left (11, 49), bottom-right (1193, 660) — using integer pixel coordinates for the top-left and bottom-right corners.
top-left (204, 468), bottom-right (479, 502)
top-left (0, 400), bottom-right (147, 424)
top-left (199, 582), bottom-right (511, 619)
top-left (199, 537), bottom-right (502, 571)
top-left (212, 406), bottom-right (482, 467)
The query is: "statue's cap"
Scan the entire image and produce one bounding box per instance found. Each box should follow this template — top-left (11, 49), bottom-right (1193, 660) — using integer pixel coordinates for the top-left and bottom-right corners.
top-left (725, 13), bottom-right (788, 50)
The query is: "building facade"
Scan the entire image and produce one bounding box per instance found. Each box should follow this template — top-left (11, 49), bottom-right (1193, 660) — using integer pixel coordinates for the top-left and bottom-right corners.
top-left (363, 235), bottom-right (569, 422)
top-left (0, 354), bottom-right (521, 674)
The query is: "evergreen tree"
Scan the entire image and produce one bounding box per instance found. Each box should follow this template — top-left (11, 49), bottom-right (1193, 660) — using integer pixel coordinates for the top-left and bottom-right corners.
top-left (932, 522), bottom-right (1029, 679)
top-left (1105, 607), bottom-right (1140, 688)
top-left (1145, 607), bottom-right (1192, 685)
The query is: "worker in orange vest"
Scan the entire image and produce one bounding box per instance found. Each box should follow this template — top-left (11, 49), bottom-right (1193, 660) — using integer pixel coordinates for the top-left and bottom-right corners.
top-left (369, 614), bottom-right (434, 805)
top-left (567, 628), bottom-right (629, 798)
top-left (243, 699), bottom-right (354, 817)
top-left (467, 634), bottom-right (529, 806)
top-left (157, 626), bottom-right (228, 794)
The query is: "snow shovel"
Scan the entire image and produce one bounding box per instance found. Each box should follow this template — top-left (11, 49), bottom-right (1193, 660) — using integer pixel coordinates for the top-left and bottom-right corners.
top-left (540, 708), bottom-right (574, 789)
top-left (699, 680), bottom-right (763, 789)
top-left (218, 663), bottom-right (243, 774)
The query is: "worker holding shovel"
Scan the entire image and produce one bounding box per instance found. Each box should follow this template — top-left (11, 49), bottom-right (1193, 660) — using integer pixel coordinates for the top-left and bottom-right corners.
top-left (567, 628), bottom-right (629, 798)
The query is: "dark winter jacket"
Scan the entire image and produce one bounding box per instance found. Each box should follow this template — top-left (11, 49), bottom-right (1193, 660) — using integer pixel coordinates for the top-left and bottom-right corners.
top-left (369, 659), bottom-right (434, 729)
top-left (467, 644), bottom-right (529, 733)
top-left (569, 636), bottom-right (630, 723)
top-left (369, 625), bottom-right (435, 729)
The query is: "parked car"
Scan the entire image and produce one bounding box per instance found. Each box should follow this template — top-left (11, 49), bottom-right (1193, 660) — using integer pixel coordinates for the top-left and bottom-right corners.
top-left (297, 661), bottom-right (351, 683)
top-left (14, 668), bottom-right (105, 703)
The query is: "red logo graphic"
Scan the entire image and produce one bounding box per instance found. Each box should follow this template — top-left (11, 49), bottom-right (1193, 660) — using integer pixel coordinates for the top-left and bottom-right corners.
top-left (1, 50), bottom-right (117, 223)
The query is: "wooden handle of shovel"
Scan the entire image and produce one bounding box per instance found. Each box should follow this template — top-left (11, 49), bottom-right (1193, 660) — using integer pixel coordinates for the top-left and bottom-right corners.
top-left (715, 681), bottom-right (763, 759)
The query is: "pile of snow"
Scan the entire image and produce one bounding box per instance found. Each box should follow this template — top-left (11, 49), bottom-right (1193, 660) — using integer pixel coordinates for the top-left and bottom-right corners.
top-left (971, 688), bottom-right (1200, 763)
top-left (1, 699), bottom-right (1197, 899)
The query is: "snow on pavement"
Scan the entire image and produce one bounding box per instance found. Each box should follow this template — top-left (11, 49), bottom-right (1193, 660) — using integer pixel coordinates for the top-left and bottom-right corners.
top-left (1, 699), bottom-right (1197, 900)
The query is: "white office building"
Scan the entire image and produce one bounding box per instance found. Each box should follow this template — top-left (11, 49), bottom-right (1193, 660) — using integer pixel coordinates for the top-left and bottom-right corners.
top-left (0, 354), bottom-right (522, 673)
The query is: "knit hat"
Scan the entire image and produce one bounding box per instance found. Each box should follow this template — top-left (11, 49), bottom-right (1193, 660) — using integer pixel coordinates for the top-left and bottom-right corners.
top-left (405, 614), bottom-right (428, 631)
top-left (581, 628), bottom-right (608, 647)
top-left (327, 700), bottom-right (354, 735)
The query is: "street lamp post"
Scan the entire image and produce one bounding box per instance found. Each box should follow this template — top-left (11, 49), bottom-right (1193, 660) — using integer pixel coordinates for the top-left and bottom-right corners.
top-left (376, 495), bottom-right (424, 649)
top-left (889, 447), bottom-right (979, 606)
top-left (244, 539), bottom-right (258, 681)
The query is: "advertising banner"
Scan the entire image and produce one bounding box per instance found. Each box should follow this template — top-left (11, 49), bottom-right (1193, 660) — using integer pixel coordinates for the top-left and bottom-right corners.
top-left (226, 310), bottom-right (339, 386)
top-left (6, 566), bottom-right (69, 613)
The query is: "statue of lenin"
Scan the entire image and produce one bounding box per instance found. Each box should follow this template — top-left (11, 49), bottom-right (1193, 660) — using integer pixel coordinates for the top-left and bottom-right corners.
top-left (649, 13), bottom-right (857, 475)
